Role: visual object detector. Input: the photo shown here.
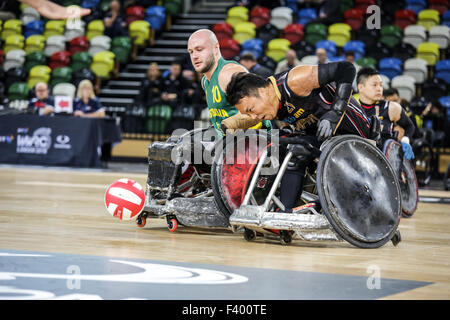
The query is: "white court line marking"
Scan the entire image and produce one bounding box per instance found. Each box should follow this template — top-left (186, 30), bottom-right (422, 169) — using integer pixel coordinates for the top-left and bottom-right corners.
top-left (0, 252), bottom-right (51, 257)
top-left (15, 181), bottom-right (107, 189)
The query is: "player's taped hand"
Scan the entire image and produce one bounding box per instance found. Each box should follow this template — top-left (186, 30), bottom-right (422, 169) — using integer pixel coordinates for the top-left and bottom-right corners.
top-left (316, 110), bottom-right (342, 142)
top-left (401, 141), bottom-right (415, 160)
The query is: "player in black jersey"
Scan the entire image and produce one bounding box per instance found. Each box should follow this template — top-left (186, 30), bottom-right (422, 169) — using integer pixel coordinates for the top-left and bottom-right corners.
top-left (225, 61), bottom-right (377, 210)
top-left (356, 68), bottom-right (415, 160)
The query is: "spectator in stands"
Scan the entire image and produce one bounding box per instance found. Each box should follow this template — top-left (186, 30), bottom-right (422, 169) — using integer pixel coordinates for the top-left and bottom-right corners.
top-left (239, 52), bottom-right (273, 78)
top-left (73, 79), bottom-right (105, 118)
top-left (104, 0), bottom-right (128, 38)
top-left (275, 49), bottom-right (302, 74)
top-left (138, 62), bottom-right (163, 108)
top-left (316, 48), bottom-right (329, 64)
top-left (161, 61), bottom-right (189, 109)
top-left (27, 82), bottom-right (54, 116)
top-left (182, 70), bottom-right (207, 118)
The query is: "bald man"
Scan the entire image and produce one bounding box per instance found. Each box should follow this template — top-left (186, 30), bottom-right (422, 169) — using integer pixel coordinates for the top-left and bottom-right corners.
top-left (187, 29), bottom-right (271, 136)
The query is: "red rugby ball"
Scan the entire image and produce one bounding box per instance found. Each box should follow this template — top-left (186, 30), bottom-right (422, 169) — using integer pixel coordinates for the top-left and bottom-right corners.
top-left (105, 178), bottom-right (145, 220)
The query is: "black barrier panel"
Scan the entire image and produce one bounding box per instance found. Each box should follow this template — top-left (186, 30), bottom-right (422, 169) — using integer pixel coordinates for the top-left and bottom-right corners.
top-left (0, 114), bottom-right (121, 168)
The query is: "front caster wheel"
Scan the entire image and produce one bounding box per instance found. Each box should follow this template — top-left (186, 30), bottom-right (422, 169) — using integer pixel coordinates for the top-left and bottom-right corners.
top-left (168, 218), bottom-right (178, 232)
top-left (136, 215), bottom-right (146, 228)
top-left (243, 228), bottom-right (256, 241)
top-left (280, 230), bottom-right (292, 245)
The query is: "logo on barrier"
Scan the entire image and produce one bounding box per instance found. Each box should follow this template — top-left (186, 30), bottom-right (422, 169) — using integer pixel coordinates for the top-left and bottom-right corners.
top-left (16, 127), bottom-right (52, 155)
top-left (0, 134), bottom-right (14, 144)
top-left (54, 135), bottom-right (72, 150)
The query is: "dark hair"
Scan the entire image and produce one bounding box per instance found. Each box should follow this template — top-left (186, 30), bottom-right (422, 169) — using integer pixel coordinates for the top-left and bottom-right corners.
top-left (225, 72), bottom-right (271, 106)
top-left (356, 67), bottom-right (380, 85)
top-left (383, 88), bottom-right (399, 97)
top-left (239, 52), bottom-right (257, 62)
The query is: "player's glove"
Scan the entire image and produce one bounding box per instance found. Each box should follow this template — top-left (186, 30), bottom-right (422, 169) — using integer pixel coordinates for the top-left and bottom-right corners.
top-left (401, 136), bottom-right (415, 160)
top-left (316, 110), bottom-right (342, 142)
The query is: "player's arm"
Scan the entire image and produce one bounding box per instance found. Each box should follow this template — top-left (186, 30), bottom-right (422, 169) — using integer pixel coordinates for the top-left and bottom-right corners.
top-left (389, 101), bottom-right (415, 159)
top-left (288, 61), bottom-right (356, 141)
top-left (19, 0), bottom-right (91, 19)
top-left (388, 101), bottom-right (415, 141)
top-left (218, 64), bottom-right (261, 131)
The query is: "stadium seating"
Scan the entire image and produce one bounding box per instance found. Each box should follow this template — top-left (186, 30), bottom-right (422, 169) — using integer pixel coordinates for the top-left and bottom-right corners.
top-left (403, 57), bottom-right (428, 83)
top-left (3, 49), bottom-right (25, 71)
top-left (4, 34), bottom-right (25, 54)
top-left (43, 20), bottom-right (65, 38)
top-left (356, 56), bottom-right (377, 69)
top-left (28, 65), bottom-right (52, 88)
top-left (44, 35), bottom-right (66, 57)
top-left (298, 8), bottom-right (317, 26)
top-left (257, 23), bottom-right (280, 45)
top-left (354, 0), bottom-right (376, 12)
top-left (327, 23), bottom-right (351, 47)
top-left (435, 59), bottom-right (450, 84)
top-left (20, 6), bottom-right (40, 26)
top-left (405, 0), bottom-right (427, 14)
top-left (428, 25), bottom-right (450, 49)
top-left (250, 6), bottom-right (270, 28)
top-left (49, 51), bottom-right (71, 70)
top-left (218, 38), bottom-right (240, 59)
top-left (392, 42), bottom-right (416, 62)
top-left (380, 25), bottom-right (403, 48)
top-left (90, 51), bottom-right (115, 78)
top-left (1, 19), bottom-right (22, 41)
top-left (163, 0), bottom-right (182, 17)
top-left (70, 51), bottom-right (92, 72)
top-left (8, 82), bottom-right (29, 101)
top-left (270, 7), bottom-right (293, 30)
top-left (292, 39), bottom-right (315, 59)
top-left (379, 57), bottom-right (403, 80)
top-left (316, 40), bottom-right (337, 58)
top-left (394, 9), bottom-right (417, 30)
top-left (304, 23), bottom-right (327, 45)
top-left (416, 42), bottom-right (440, 65)
top-left (443, 10), bottom-right (450, 28)
top-left (86, 20), bottom-right (104, 40)
top-left (88, 35), bottom-right (111, 56)
top-left (68, 36), bottom-right (89, 55)
top-left (344, 9), bottom-right (364, 30)
top-left (226, 6), bottom-right (249, 28)
top-left (241, 38), bottom-right (264, 59)
top-left (282, 23), bottom-right (304, 45)
top-left (343, 40), bottom-right (365, 60)
top-left (50, 67), bottom-right (73, 88)
top-left (111, 36), bottom-right (132, 64)
top-left (24, 34), bottom-right (45, 54)
top-left (64, 20), bottom-right (85, 42)
top-left (233, 22), bottom-right (256, 44)
top-left (145, 6), bottom-right (166, 32)
top-left (146, 105), bottom-right (172, 133)
top-left (24, 51), bottom-right (46, 73)
top-left (53, 82), bottom-right (77, 99)
top-left (265, 38), bottom-right (290, 62)
top-left (391, 75), bottom-right (416, 101)
top-left (24, 20), bottom-right (44, 38)
top-left (212, 22), bottom-right (234, 42)
top-left (429, 0), bottom-right (449, 14)
top-left (128, 20), bottom-right (150, 47)
top-left (258, 55), bottom-right (277, 71)
top-left (417, 9), bottom-right (440, 30)
top-left (403, 24), bottom-right (427, 48)
top-left (125, 6), bottom-right (145, 25)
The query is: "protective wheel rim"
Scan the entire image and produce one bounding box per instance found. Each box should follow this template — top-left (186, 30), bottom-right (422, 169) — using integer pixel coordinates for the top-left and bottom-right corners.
top-left (317, 135), bottom-right (402, 246)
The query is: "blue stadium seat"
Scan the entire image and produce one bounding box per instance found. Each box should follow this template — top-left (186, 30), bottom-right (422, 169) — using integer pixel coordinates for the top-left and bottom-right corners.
top-left (405, 0), bottom-right (427, 14)
top-left (24, 20), bottom-right (44, 38)
top-left (81, 0), bottom-right (100, 8)
top-left (241, 38), bottom-right (264, 59)
top-left (298, 8), bottom-right (317, 26)
top-left (343, 40), bottom-right (365, 60)
top-left (435, 60), bottom-right (450, 84)
top-left (443, 10), bottom-right (450, 28)
top-left (315, 40), bottom-right (337, 58)
top-left (379, 57), bottom-right (403, 80)
top-left (285, 0), bottom-right (299, 12)
top-left (145, 6), bottom-right (166, 32)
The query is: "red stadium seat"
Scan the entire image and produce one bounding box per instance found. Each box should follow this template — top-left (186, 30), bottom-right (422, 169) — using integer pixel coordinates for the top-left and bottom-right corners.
top-left (49, 51), bottom-right (71, 70)
top-left (250, 6), bottom-right (270, 28)
top-left (212, 22), bottom-right (234, 42)
top-left (354, 0), bottom-right (375, 12)
top-left (125, 6), bottom-right (145, 25)
top-left (394, 9), bottom-right (416, 30)
top-left (68, 36), bottom-right (89, 55)
top-left (343, 9), bottom-right (364, 30)
top-left (0, 50), bottom-right (4, 66)
top-left (282, 23), bottom-right (304, 45)
top-left (219, 38), bottom-right (240, 59)
top-left (428, 0), bottom-right (449, 15)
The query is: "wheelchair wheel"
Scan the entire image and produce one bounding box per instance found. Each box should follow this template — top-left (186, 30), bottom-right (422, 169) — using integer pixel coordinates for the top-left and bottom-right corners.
top-left (413, 139), bottom-right (433, 187)
top-left (211, 131), bottom-right (277, 217)
top-left (316, 135), bottom-right (402, 248)
top-left (383, 139), bottom-right (419, 218)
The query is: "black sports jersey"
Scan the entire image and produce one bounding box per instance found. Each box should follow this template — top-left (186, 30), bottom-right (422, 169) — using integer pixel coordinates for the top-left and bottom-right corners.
top-left (269, 70), bottom-right (371, 138)
top-left (360, 99), bottom-right (394, 138)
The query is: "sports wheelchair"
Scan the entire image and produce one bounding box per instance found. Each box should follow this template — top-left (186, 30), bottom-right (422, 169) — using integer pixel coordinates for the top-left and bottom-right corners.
top-left (137, 127), bottom-right (403, 248)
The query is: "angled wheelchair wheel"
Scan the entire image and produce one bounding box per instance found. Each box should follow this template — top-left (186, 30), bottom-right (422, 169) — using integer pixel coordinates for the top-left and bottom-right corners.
top-left (316, 135), bottom-right (402, 248)
top-left (211, 131), bottom-right (277, 217)
top-left (383, 139), bottom-right (419, 218)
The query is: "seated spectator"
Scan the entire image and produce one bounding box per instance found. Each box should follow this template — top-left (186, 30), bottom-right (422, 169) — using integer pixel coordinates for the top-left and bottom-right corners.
top-left (182, 70), bottom-right (207, 118)
top-left (73, 79), bottom-right (105, 118)
top-left (239, 52), bottom-right (273, 78)
top-left (27, 82), bottom-right (54, 116)
top-left (161, 61), bottom-right (189, 109)
top-left (316, 48), bottom-right (329, 64)
top-left (275, 49), bottom-right (302, 74)
top-left (138, 62), bottom-right (163, 108)
top-left (104, 0), bottom-right (128, 38)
